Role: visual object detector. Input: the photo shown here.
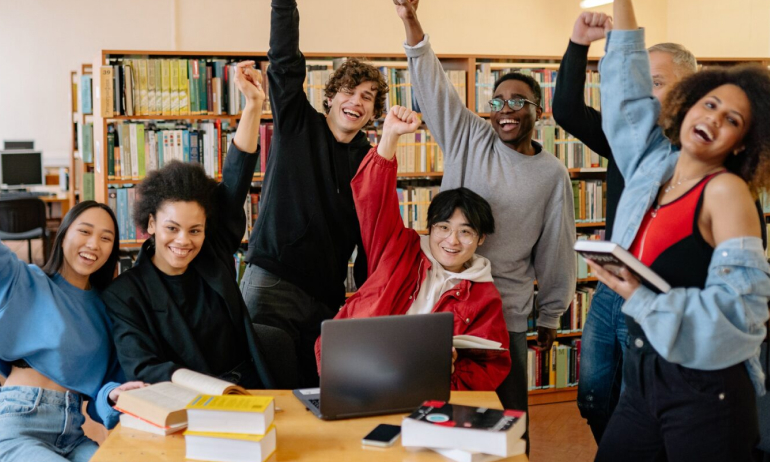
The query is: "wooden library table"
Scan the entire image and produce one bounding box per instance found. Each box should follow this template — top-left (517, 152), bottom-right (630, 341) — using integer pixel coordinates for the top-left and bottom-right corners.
top-left (90, 390), bottom-right (528, 462)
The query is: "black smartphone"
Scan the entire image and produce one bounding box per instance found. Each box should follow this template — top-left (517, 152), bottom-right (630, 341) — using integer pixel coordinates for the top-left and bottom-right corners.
top-left (361, 423), bottom-right (401, 447)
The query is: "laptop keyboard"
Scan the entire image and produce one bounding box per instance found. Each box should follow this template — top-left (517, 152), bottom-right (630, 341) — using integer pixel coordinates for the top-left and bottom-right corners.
top-left (308, 398), bottom-right (320, 410)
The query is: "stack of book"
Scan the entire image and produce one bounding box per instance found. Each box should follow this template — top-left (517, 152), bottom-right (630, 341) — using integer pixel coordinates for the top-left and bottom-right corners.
top-left (184, 394), bottom-right (277, 462)
top-left (402, 401), bottom-right (527, 462)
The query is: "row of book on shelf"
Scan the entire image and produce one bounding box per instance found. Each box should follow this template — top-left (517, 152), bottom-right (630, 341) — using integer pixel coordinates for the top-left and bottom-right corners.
top-left (576, 231), bottom-right (606, 279)
top-left (105, 121), bottom-right (239, 181)
top-left (535, 121), bottom-right (609, 171)
top-left (475, 66), bottom-right (600, 114)
top-left (98, 119), bottom-right (446, 182)
top-left (378, 66), bottom-right (467, 113)
top-left (527, 339), bottom-right (581, 391)
top-left (526, 285), bottom-right (597, 336)
top-left (572, 179), bottom-right (606, 223)
top-left (99, 58), bottom-right (263, 118)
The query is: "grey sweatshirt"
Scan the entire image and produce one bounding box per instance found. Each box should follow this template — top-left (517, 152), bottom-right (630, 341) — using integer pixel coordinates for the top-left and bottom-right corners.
top-left (405, 36), bottom-right (576, 332)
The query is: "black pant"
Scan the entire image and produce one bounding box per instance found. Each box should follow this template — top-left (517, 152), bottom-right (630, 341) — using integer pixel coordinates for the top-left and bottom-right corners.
top-left (597, 333), bottom-right (760, 462)
top-left (240, 264), bottom-right (338, 388)
top-left (496, 331), bottom-right (529, 454)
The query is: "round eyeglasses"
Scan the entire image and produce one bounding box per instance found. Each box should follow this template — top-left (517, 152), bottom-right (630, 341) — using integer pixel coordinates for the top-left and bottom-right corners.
top-left (431, 223), bottom-right (479, 245)
top-left (488, 97), bottom-right (539, 112)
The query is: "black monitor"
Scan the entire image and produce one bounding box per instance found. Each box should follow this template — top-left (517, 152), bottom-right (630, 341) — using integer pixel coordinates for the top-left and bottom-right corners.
top-left (0, 150), bottom-right (44, 189)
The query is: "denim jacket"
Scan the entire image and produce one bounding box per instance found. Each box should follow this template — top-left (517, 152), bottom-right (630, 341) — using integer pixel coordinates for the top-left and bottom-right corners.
top-left (600, 28), bottom-right (770, 394)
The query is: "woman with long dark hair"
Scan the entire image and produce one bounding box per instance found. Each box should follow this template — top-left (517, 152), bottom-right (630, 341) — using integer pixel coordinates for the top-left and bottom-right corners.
top-left (580, 1), bottom-right (770, 460)
top-left (0, 200), bottom-right (144, 462)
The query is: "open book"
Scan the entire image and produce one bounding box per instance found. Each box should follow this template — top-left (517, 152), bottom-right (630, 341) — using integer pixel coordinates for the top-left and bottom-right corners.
top-left (574, 240), bottom-right (671, 293)
top-left (453, 335), bottom-right (508, 359)
top-left (114, 368), bottom-right (248, 430)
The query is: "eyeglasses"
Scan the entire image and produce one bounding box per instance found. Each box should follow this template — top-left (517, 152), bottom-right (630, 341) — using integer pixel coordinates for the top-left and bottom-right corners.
top-left (431, 223), bottom-right (479, 245)
top-left (488, 97), bottom-right (539, 112)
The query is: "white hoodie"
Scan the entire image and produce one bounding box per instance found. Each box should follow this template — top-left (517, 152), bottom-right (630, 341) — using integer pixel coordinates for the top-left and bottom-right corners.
top-left (407, 235), bottom-right (495, 315)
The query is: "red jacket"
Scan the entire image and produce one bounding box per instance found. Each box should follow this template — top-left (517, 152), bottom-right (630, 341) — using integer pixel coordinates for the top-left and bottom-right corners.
top-left (315, 148), bottom-right (511, 391)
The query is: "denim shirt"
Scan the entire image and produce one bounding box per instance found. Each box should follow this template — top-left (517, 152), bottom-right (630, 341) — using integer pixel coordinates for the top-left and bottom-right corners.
top-left (600, 28), bottom-right (770, 394)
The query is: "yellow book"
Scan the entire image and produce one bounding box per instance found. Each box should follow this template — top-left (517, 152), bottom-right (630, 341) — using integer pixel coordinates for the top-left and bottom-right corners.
top-left (137, 58), bottom-right (148, 115)
top-left (161, 59), bottom-right (171, 116)
top-left (186, 395), bottom-right (275, 435)
top-left (147, 58), bottom-right (157, 115)
top-left (178, 59), bottom-right (189, 115)
top-left (170, 59), bottom-right (180, 115)
top-left (99, 66), bottom-right (114, 118)
top-left (185, 426), bottom-right (276, 462)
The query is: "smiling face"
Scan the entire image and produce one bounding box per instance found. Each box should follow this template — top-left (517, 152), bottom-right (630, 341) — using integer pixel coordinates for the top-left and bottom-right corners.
top-left (680, 84), bottom-right (751, 163)
top-left (59, 207), bottom-right (116, 289)
top-left (147, 200), bottom-right (206, 276)
top-left (489, 79), bottom-right (541, 152)
top-left (428, 208), bottom-right (486, 273)
top-left (326, 80), bottom-right (378, 136)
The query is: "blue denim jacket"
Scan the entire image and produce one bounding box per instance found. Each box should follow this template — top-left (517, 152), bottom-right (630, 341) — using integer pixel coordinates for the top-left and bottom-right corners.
top-left (600, 28), bottom-right (770, 394)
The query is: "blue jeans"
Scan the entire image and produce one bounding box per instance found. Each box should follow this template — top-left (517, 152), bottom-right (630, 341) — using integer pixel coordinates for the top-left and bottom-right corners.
top-left (597, 333), bottom-right (760, 462)
top-left (240, 264), bottom-right (337, 388)
top-left (0, 386), bottom-right (98, 462)
top-left (577, 282), bottom-right (628, 444)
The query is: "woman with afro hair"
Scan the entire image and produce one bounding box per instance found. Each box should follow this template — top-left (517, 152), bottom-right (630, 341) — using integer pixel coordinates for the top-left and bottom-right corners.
top-left (580, 1), bottom-right (770, 460)
top-left (101, 62), bottom-right (277, 390)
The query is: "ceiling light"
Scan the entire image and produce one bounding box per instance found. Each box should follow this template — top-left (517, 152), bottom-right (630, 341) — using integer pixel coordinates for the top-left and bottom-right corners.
top-left (580, 0), bottom-right (613, 7)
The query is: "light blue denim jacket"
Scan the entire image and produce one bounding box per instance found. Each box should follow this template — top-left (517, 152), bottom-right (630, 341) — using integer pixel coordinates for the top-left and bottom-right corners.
top-left (600, 28), bottom-right (770, 394)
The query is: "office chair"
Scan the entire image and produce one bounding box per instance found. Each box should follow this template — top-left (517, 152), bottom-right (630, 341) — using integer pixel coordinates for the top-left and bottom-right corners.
top-left (0, 197), bottom-right (50, 264)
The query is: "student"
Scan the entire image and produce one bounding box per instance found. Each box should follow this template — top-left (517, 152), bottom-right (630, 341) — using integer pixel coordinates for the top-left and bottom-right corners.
top-left (102, 62), bottom-right (275, 390)
top-left (393, 0), bottom-right (576, 427)
top-left (585, 1), bottom-right (770, 459)
top-left (315, 105), bottom-right (511, 391)
top-left (551, 12), bottom-right (697, 443)
top-left (240, 0), bottom-right (389, 388)
top-left (0, 201), bottom-right (144, 462)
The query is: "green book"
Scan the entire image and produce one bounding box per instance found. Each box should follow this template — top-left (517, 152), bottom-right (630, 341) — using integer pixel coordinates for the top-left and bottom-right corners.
top-left (136, 124), bottom-right (146, 178)
top-left (189, 60), bottom-right (199, 114)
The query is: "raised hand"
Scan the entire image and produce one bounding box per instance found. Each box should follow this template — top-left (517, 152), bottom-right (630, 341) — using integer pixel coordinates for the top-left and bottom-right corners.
top-left (377, 105), bottom-right (421, 160)
top-left (234, 61), bottom-right (266, 107)
top-left (571, 12), bottom-right (613, 46)
top-left (393, 0), bottom-right (419, 21)
top-left (383, 105), bottom-right (421, 136)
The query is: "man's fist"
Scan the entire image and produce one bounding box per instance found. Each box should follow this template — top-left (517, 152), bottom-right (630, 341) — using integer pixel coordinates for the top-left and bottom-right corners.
top-left (571, 12), bottom-right (613, 46)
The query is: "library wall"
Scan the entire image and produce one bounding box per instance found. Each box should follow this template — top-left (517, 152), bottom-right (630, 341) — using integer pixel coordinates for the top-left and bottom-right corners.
top-left (667, 0), bottom-right (770, 58)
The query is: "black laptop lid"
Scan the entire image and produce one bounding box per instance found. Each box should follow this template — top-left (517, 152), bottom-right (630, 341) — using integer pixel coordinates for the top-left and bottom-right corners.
top-left (319, 312), bottom-right (453, 419)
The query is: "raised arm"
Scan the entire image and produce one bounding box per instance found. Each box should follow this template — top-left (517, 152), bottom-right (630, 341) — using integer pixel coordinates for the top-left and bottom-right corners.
top-left (351, 106), bottom-right (421, 274)
top-left (599, 2), bottom-right (670, 179)
top-left (267, 0), bottom-right (312, 129)
top-left (395, 0), bottom-right (492, 166)
top-left (552, 13), bottom-right (613, 159)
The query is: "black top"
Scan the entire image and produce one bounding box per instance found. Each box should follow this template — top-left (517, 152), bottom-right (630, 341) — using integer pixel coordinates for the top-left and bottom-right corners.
top-left (552, 40), bottom-right (624, 240)
top-left (246, 0), bottom-right (370, 310)
top-left (103, 145), bottom-right (277, 388)
top-left (156, 266), bottom-right (249, 376)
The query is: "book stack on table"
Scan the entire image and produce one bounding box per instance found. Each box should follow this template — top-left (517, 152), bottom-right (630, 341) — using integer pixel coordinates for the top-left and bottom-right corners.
top-left (402, 401), bottom-right (527, 462)
top-left (184, 394), bottom-right (277, 462)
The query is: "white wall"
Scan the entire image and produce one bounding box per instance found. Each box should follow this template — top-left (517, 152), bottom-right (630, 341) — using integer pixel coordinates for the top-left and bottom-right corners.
top-left (0, 0), bottom-right (764, 167)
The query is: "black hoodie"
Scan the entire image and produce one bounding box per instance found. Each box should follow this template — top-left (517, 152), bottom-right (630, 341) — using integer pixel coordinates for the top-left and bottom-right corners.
top-left (246, 0), bottom-right (370, 309)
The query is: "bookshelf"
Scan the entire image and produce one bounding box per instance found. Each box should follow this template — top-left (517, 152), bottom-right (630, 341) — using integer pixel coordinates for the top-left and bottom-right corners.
top-left (68, 63), bottom-right (93, 208)
top-left (89, 48), bottom-right (610, 405)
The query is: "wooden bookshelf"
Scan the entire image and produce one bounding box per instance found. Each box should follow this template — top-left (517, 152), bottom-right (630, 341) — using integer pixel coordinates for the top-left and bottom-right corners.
top-left (528, 386), bottom-right (578, 406)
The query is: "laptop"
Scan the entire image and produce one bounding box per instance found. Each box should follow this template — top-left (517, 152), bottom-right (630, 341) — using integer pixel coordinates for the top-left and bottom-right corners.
top-left (293, 312), bottom-right (454, 420)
